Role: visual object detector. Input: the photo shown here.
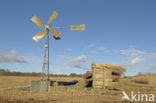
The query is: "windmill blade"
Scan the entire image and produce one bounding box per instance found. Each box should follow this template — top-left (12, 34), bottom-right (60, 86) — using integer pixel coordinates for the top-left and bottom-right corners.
top-left (49, 27), bottom-right (61, 38)
top-left (32, 29), bottom-right (47, 42)
top-left (53, 36), bottom-right (61, 40)
top-left (70, 24), bottom-right (86, 31)
top-left (47, 11), bottom-right (58, 25)
top-left (31, 16), bottom-right (45, 28)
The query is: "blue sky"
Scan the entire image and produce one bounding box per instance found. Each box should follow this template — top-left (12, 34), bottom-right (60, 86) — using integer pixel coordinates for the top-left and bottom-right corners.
top-left (0, 0), bottom-right (156, 76)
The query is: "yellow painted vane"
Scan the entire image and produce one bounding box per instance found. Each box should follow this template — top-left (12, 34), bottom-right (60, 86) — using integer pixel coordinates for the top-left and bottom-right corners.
top-left (47, 11), bottom-right (58, 25)
top-left (31, 10), bottom-right (86, 42)
top-left (31, 16), bottom-right (45, 28)
top-left (32, 29), bottom-right (47, 42)
top-left (49, 27), bottom-right (61, 38)
top-left (70, 24), bottom-right (86, 31)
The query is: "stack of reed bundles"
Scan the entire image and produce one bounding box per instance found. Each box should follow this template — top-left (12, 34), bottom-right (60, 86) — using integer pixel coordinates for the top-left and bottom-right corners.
top-left (91, 62), bottom-right (126, 89)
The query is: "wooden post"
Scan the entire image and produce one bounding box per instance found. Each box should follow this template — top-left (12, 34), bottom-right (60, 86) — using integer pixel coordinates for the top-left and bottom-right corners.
top-left (93, 67), bottom-right (96, 88)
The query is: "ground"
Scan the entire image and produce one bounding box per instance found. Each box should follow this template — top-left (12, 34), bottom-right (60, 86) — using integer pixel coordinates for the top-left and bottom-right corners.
top-left (0, 75), bottom-right (156, 103)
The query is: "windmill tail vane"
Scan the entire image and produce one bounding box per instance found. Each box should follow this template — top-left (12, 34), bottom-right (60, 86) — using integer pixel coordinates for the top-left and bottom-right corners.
top-left (31, 10), bottom-right (86, 42)
top-left (31, 10), bottom-right (86, 81)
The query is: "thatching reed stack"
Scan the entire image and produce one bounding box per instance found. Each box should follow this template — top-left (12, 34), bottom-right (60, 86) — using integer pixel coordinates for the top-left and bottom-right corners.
top-left (83, 62), bottom-right (126, 89)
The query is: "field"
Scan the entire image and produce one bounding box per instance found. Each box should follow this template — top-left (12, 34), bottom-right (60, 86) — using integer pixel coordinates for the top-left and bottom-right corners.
top-left (0, 75), bottom-right (156, 103)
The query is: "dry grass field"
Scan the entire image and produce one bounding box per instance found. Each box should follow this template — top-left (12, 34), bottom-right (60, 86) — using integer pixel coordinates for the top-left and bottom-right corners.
top-left (0, 75), bottom-right (156, 103)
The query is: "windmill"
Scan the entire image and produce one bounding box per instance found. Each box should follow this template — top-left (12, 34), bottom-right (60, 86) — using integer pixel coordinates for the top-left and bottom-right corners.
top-left (31, 11), bottom-right (85, 81)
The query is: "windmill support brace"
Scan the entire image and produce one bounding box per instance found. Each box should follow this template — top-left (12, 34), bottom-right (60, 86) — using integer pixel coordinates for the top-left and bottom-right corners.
top-left (30, 33), bottom-right (50, 92)
top-left (41, 33), bottom-right (50, 81)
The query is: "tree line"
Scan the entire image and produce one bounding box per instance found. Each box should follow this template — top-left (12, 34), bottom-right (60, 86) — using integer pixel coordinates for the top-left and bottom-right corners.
top-left (0, 69), bottom-right (82, 77)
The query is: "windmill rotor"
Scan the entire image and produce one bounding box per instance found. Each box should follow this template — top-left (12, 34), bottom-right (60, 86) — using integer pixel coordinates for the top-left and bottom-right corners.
top-left (31, 16), bottom-right (45, 28)
top-left (31, 11), bottom-right (61, 41)
top-left (47, 11), bottom-right (58, 25)
top-left (31, 11), bottom-right (85, 41)
top-left (32, 29), bottom-right (47, 42)
top-left (31, 10), bottom-right (86, 81)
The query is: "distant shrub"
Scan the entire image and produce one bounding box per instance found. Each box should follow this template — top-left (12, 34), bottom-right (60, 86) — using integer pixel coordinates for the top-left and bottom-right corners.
top-left (132, 78), bottom-right (149, 84)
top-left (123, 76), bottom-right (128, 78)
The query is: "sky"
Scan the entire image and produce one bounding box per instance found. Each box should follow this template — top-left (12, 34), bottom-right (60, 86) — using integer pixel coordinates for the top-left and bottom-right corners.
top-left (0, 0), bottom-right (156, 76)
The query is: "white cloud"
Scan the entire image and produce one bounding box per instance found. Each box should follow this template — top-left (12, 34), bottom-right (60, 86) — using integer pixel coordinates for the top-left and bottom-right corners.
top-left (149, 53), bottom-right (156, 59)
top-left (59, 55), bottom-right (87, 68)
top-left (70, 55), bottom-right (87, 68)
top-left (147, 54), bottom-right (156, 72)
top-left (86, 43), bottom-right (95, 48)
top-left (131, 57), bottom-right (144, 65)
top-left (0, 50), bottom-right (27, 63)
top-left (67, 48), bottom-right (72, 51)
top-left (24, 54), bottom-right (41, 63)
top-left (0, 50), bottom-right (42, 63)
top-left (50, 67), bottom-right (68, 74)
top-left (89, 46), bottom-right (110, 54)
top-left (98, 47), bottom-right (107, 51)
top-left (98, 47), bottom-right (110, 53)
top-left (116, 57), bottom-right (145, 67)
top-left (120, 47), bottom-right (146, 57)
top-left (149, 63), bottom-right (156, 72)
top-left (59, 55), bottom-right (72, 61)
top-left (112, 46), bottom-right (147, 67)
top-left (113, 49), bottom-right (120, 54)
top-left (89, 50), bottom-right (97, 54)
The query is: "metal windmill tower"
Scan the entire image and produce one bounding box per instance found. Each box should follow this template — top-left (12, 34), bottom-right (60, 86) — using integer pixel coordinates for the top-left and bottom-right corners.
top-left (31, 11), bottom-right (85, 81)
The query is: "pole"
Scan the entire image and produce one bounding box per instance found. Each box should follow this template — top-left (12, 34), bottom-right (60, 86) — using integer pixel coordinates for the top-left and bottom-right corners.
top-left (47, 33), bottom-right (49, 81)
top-left (41, 31), bottom-right (49, 81)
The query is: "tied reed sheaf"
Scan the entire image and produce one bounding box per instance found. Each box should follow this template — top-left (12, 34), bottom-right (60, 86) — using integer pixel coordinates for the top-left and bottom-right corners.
top-left (91, 62), bottom-right (126, 89)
